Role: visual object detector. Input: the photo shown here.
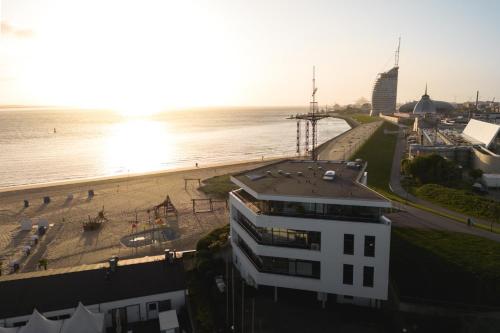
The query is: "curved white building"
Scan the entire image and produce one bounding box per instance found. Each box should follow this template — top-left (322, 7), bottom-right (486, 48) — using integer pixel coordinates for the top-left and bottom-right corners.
top-left (370, 67), bottom-right (399, 116)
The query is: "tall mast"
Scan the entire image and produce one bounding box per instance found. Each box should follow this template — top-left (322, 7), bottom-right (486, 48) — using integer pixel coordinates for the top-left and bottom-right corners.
top-left (394, 37), bottom-right (401, 67)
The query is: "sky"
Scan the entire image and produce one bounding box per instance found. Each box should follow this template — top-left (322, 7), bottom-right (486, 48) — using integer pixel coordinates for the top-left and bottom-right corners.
top-left (1, 0), bottom-right (499, 113)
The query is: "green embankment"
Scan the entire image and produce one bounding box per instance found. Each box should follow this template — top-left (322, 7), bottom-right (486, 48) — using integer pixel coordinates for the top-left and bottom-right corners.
top-left (391, 227), bottom-right (500, 306)
top-left (415, 184), bottom-right (500, 222)
top-left (351, 121), bottom-right (399, 194)
top-left (198, 174), bottom-right (239, 199)
top-left (350, 114), bottom-right (380, 124)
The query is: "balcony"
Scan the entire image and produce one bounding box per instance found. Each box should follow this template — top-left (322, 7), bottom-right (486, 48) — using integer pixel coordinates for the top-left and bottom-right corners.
top-left (232, 189), bottom-right (261, 214)
top-left (232, 210), bottom-right (321, 251)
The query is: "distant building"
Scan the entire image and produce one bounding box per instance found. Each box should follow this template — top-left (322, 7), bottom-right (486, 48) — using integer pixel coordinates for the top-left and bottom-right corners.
top-left (0, 254), bottom-right (187, 332)
top-left (399, 87), bottom-right (454, 114)
top-left (412, 86), bottom-right (437, 114)
top-left (229, 160), bottom-right (392, 308)
top-left (370, 67), bottom-right (399, 116)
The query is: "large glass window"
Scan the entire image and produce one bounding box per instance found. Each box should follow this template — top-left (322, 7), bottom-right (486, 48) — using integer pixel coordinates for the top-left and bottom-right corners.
top-left (236, 236), bottom-right (320, 279)
top-left (343, 264), bottom-right (354, 285)
top-left (234, 190), bottom-right (385, 223)
top-left (363, 266), bottom-right (374, 287)
top-left (232, 207), bottom-right (321, 250)
top-left (364, 236), bottom-right (375, 257)
top-left (344, 234), bottom-right (354, 255)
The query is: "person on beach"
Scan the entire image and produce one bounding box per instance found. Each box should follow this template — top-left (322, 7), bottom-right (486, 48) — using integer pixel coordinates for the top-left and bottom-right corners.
top-left (196, 162), bottom-right (198, 168)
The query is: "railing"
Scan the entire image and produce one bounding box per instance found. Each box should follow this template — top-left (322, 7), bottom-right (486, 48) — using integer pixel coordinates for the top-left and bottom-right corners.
top-left (232, 190), bottom-right (261, 214)
top-left (233, 211), bottom-right (320, 250)
top-left (232, 190), bottom-right (385, 224)
top-left (265, 211), bottom-right (381, 224)
top-left (235, 238), bottom-right (320, 279)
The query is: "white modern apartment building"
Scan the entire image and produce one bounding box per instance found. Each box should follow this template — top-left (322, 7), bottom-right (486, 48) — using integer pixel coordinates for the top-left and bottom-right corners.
top-left (229, 160), bottom-right (392, 308)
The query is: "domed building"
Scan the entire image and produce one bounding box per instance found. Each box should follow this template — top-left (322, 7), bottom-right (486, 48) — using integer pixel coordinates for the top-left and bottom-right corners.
top-left (399, 85), bottom-right (455, 114)
top-left (413, 85), bottom-right (436, 114)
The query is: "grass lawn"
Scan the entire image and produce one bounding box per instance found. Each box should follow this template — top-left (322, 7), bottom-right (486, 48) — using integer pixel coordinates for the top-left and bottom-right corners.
top-left (351, 121), bottom-right (399, 193)
top-left (391, 227), bottom-right (500, 306)
top-left (415, 184), bottom-right (500, 223)
top-left (351, 113), bottom-right (380, 124)
top-left (198, 174), bottom-right (239, 199)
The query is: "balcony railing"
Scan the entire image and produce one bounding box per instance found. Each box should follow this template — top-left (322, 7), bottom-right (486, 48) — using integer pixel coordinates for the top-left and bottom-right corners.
top-left (232, 210), bottom-right (321, 251)
top-left (232, 190), bottom-right (261, 214)
top-left (232, 190), bottom-right (387, 224)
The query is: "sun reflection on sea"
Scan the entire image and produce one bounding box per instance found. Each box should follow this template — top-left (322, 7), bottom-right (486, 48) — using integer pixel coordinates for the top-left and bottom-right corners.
top-left (103, 119), bottom-right (176, 175)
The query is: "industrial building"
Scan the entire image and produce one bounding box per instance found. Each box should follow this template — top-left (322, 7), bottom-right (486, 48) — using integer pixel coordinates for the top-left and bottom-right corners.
top-left (229, 160), bottom-right (392, 308)
top-left (409, 118), bottom-right (500, 187)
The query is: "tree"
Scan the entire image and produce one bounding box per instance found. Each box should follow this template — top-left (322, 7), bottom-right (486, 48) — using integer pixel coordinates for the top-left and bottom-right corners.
top-left (403, 154), bottom-right (461, 185)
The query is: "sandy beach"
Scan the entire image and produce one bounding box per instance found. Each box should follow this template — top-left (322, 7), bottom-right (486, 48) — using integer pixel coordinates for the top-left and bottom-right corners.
top-left (0, 160), bottom-right (272, 273)
top-left (0, 121), bottom-right (377, 274)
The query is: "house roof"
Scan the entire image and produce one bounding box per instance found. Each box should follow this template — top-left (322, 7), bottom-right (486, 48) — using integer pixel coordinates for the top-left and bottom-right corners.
top-left (0, 255), bottom-right (186, 319)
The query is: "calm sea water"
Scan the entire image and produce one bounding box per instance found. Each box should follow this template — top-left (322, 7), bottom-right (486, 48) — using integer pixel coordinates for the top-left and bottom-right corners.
top-left (0, 107), bottom-right (350, 188)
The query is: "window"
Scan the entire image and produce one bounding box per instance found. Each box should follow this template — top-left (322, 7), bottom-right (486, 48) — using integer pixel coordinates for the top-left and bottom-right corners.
top-left (13, 321), bottom-right (27, 327)
top-left (148, 303), bottom-right (157, 311)
top-left (363, 266), bottom-right (374, 287)
top-left (344, 234), bottom-right (354, 255)
top-left (159, 300), bottom-right (172, 311)
top-left (364, 236), bottom-right (375, 257)
top-left (343, 264), bottom-right (353, 285)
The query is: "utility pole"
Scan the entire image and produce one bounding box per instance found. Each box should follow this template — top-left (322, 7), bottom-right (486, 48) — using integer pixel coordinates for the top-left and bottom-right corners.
top-left (226, 259), bottom-right (229, 328)
top-left (232, 266), bottom-right (235, 330)
top-left (241, 279), bottom-right (245, 333)
top-left (251, 298), bottom-right (255, 333)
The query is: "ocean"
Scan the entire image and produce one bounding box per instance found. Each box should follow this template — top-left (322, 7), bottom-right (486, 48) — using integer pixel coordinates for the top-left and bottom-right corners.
top-left (0, 107), bottom-right (350, 188)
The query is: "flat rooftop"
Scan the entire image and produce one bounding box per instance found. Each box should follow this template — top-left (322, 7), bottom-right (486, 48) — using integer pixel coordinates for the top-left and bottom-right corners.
top-left (231, 160), bottom-right (388, 202)
top-left (0, 255), bottom-right (186, 319)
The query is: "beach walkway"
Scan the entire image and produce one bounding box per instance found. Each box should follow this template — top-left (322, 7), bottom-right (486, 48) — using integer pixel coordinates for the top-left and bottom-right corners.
top-left (316, 121), bottom-right (382, 161)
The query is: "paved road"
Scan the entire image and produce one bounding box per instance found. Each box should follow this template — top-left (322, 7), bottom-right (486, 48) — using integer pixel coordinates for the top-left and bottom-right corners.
top-left (387, 126), bottom-right (500, 243)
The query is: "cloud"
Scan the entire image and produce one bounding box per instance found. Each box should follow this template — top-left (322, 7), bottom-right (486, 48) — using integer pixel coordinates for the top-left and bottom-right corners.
top-left (1, 22), bottom-right (34, 38)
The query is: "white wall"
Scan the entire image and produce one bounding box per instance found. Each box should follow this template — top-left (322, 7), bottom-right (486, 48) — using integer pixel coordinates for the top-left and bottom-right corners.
top-left (1, 290), bottom-right (186, 328)
top-left (230, 194), bottom-right (391, 301)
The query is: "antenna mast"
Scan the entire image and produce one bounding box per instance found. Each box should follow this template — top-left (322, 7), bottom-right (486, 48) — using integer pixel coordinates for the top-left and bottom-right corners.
top-left (394, 37), bottom-right (401, 67)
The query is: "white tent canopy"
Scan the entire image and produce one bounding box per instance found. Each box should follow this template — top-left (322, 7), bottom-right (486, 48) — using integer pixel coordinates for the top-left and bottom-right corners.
top-left (61, 303), bottom-right (104, 333)
top-left (18, 310), bottom-right (62, 333)
top-left (37, 218), bottom-right (49, 228)
top-left (7, 304), bottom-right (103, 333)
top-left (20, 218), bottom-right (32, 231)
top-left (159, 310), bottom-right (179, 333)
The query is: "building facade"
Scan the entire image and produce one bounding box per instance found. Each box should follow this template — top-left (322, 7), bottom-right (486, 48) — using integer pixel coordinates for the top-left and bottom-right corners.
top-left (370, 67), bottom-right (399, 116)
top-left (228, 160), bottom-right (392, 307)
top-left (0, 255), bottom-right (187, 331)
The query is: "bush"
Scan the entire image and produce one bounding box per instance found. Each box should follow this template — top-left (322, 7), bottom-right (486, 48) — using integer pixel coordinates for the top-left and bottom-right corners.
top-left (402, 154), bottom-right (461, 186)
top-left (468, 168), bottom-right (483, 181)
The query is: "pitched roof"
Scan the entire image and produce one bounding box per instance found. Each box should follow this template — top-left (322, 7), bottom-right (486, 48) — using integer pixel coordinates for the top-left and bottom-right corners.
top-left (0, 256), bottom-right (186, 319)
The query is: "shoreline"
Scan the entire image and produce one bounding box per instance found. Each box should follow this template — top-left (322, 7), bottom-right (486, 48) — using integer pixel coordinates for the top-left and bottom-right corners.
top-left (0, 155), bottom-right (288, 195)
